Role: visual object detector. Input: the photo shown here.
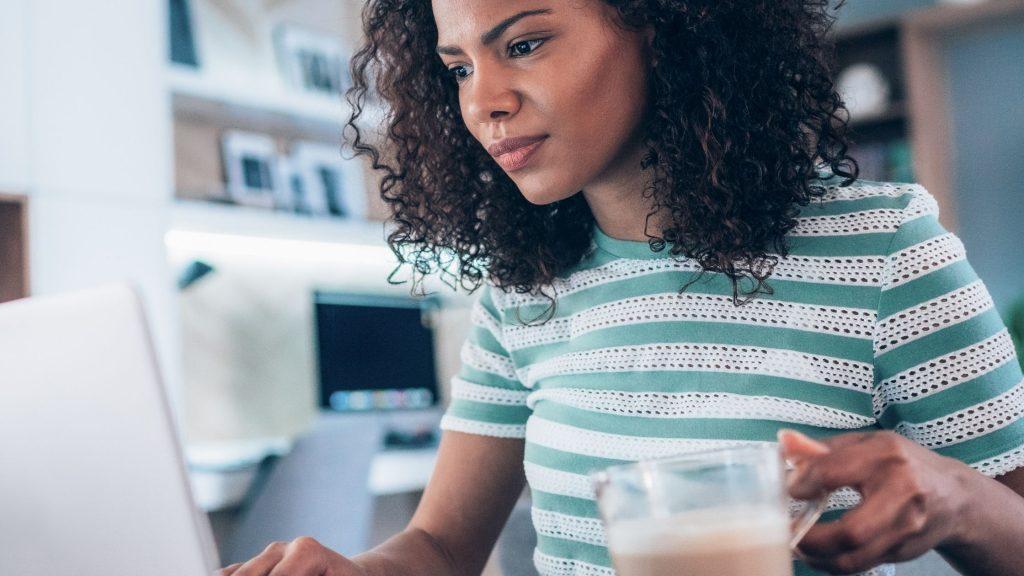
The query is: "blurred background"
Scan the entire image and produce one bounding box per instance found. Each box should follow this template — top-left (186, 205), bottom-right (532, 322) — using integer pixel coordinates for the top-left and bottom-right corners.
top-left (0, 1), bottom-right (1022, 575)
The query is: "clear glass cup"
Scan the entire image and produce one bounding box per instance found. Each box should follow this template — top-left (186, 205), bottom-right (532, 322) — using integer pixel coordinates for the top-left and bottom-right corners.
top-left (590, 444), bottom-right (828, 576)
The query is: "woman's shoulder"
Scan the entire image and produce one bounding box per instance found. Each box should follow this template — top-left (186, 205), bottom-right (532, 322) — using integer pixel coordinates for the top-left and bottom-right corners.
top-left (809, 172), bottom-right (933, 207)
top-left (795, 175), bottom-right (941, 237)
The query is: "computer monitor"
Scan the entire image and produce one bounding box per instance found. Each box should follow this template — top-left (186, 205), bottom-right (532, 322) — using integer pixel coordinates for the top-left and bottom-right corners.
top-left (314, 291), bottom-right (441, 412)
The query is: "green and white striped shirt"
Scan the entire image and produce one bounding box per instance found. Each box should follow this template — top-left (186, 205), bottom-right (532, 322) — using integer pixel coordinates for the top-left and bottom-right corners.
top-left (440, 174), bottom-right (1024, 576)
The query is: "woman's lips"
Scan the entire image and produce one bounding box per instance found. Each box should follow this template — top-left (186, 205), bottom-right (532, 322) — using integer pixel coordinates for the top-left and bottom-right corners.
top-left (493, 137), bottom-right (547, 172)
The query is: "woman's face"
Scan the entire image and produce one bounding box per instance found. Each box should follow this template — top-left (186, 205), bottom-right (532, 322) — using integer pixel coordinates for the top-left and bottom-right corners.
top-left (433, 1), bottom-right (654, 205)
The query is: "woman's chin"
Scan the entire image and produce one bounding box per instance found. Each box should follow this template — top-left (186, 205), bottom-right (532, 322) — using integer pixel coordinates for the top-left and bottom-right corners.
top-left (515, 181), bottom-right (581, 206)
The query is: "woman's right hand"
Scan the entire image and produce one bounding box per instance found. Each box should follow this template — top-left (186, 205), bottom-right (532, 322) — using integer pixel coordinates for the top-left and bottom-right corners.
top-left (213, 431), bottom-right (527, 576)
top-left (215, 536), bottom-right (368, 576)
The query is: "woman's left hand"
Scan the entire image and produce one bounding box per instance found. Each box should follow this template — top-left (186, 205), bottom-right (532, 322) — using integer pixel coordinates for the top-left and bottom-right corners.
top-left (779, 429), bottom-right (977, 575)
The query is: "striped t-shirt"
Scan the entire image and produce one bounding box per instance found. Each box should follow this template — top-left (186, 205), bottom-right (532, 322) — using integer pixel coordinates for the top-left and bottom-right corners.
top-left (439, 174), bottom-right (1024, 576)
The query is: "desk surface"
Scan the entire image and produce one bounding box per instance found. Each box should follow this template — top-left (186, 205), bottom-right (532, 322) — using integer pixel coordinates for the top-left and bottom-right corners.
top-left (186, 418), bottom-right (440, 511)
top-left (368, 447), bottom-right (439, 496)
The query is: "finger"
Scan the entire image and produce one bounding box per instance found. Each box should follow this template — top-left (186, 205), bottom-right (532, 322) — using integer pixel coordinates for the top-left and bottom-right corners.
top-left (798, 481), bottom-right (910, 556)
top-left (818, 539), bottom-right (907, 575)
top-left (778, 429), bottom-right (830, 463)
top-left (801, 512), bottom-right (925, 575)
top-left (799, 484), bottom-right (929, 570)
top-left (232, 542), bottom-right (287, 576)
top-left (799, 523), bottom-right (900, 575)
top-left (779, 429), bottom-right (874, 460)
top-left (801, 548), bottom-right (888, 576)
top-left (268, 554), bottom-right (319, 576)
top-left (216, 564), bottom-right (243, 576)
top-left (788, 434), bottom-right (898, 499)
top-left (819, 431), bottom-right (875, 450)
top-left (268, 537), bottom-right (326, 576)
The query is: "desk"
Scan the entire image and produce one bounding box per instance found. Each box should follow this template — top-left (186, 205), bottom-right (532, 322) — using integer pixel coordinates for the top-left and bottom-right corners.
top-left (203, 413), bottom-right (441, 562)
top-left (186, 419), bottom-right (440, 511)
top-left (186, 436), bottom-right (292, 512)
top-left (368, 447), bottom-right (439, 496)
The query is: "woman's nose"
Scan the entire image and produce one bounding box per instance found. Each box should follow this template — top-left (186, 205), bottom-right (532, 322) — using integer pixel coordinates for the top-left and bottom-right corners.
top-left (462, 66), bottom-right (521, 125)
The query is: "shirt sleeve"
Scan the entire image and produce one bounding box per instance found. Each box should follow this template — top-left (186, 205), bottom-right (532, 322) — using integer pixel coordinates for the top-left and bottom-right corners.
top-left (872, 184), bottom-right (1024, 478)
top-left (439, 281), bottom-right (532, 439)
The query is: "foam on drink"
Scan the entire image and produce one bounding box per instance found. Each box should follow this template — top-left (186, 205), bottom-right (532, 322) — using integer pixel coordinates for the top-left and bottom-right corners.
top-left (606, 505), bottom-right (794, 576)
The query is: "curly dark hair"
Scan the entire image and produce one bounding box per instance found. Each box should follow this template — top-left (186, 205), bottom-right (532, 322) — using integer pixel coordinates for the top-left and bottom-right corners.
top-left (343, 0), bottom-right (859, 318)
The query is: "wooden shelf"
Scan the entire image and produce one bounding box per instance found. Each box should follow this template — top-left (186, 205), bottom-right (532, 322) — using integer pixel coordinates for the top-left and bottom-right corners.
top-left (849, 100), bottom-right (907, 130)
top-left (0, 193), bottom-right (29, 303)
top-left (165, 200), bottom-right (472, 299)
top-left (168, 198), bottom-right (391, 249)
top-left (832, 15), bottom-right (903, 42)
top-left (168, 64), bottom-right (387, 137)
top-left (169, 64), bottom-right (389, 216)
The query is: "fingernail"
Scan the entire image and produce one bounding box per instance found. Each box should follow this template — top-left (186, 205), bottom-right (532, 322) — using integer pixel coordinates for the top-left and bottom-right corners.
top-left (778, 429), bottom-right (805, 455)
top-left (792, 544), bottom-right (806, 560)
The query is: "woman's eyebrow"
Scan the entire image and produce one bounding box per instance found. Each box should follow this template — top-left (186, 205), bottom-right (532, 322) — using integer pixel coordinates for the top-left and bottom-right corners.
top-left (436, 8), bottom-right (553, 56)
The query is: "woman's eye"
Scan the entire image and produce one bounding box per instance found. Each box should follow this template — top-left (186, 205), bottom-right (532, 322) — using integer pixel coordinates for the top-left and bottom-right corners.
top-left (447, 65), bottom-right (470, 84)
top-left (509, 38), bottom-right (545, 57)
top-left (445, 38), bottom-right (545, 85)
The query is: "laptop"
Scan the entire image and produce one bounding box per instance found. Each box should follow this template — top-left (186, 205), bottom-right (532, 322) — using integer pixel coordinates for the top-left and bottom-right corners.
top-left (0, 282), bottom-right (220, 575)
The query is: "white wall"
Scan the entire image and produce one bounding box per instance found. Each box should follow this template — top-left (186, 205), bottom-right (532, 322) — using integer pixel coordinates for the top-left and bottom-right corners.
top-left (2, 0), bottom-right (462, 446)
top-left (165, 0), bottom-right (468, 445)
top-left (0, 0), bottom-right (30, 192)
top-left (14, 0), bottom-right (183, 418)
top-left (166, 222), bottom-right (474, 443)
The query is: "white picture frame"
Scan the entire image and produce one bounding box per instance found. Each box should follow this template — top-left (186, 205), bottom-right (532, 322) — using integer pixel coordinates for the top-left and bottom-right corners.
top-left (273, 24), bottom-right (349, 98)
top-left (290, 141), bottom-right (366, 219)
top-left (221, 130), bottom-right (281, 209)
top-left (276, 154), bottom-right (328, 216)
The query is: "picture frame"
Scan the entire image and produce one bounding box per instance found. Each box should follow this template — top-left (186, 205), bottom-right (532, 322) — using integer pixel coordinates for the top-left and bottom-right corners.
top-left (221, 130), bottom-right (281, 209)
top-left (275, 155), bottom-right (329, 216)
top-left (273, 24), bottom-right (349, 97)
top-left (289, 141), bottom-right (366, 219)
top-left (273, 156), bottom-right (299, 212)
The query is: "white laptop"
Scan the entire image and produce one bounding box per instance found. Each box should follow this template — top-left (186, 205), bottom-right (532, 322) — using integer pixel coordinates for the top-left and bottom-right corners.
top-left (0, 282), bottom-right (220, 575)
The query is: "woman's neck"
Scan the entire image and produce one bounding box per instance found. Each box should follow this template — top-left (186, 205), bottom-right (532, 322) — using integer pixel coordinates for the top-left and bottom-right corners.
top-left (580, 142), bottom-right (668, 242)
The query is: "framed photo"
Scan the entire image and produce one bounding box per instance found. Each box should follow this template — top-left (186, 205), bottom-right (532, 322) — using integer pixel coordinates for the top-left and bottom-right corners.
top-left (273, 156), bottom-right (299, 212)
top-left (275, 155), bottom-right (329, 215)
top-left (290, 141), bottom-right (366, 219)
top-left (221, 130), bottom-right (281, 209)
top-left (274, 24), bottom-right (349, 97)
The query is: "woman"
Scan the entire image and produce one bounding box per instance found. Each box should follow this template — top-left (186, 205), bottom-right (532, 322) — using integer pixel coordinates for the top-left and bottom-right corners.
top-left (219, 1), bottom-right (1024, 575)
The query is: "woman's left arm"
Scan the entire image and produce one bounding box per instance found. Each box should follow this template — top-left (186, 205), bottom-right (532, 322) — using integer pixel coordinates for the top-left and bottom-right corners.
top-left (801, 183), bottom-right (1024, 574)
top-left (782, 430), bottom-right (1024, 576)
